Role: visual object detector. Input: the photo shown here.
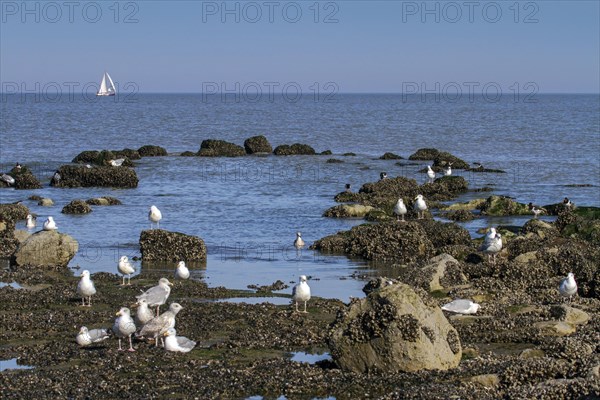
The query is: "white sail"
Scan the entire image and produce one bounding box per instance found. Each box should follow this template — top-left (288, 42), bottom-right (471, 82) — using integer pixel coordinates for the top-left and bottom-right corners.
top-left (97, 72), bottom-right (116, 96)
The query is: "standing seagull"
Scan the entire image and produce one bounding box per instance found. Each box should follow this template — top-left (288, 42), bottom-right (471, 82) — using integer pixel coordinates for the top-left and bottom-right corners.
top-left (484, 227), bottom-right (497, 242)
top-left (26, 214), bottom-right (36, 229)
top-left (393, 198), bottom-right (407, 222)
top-left (77, 270), bottom-right (96, 307)
top-left (76, 326), bottom-right (111, 347)
top-left (118, 256), bottom-right (135, 285)
top-left (135, 299), bottom-right (155, 327)
top-left (292, 275), bottom-right (311, 313)
top-left (559, 272), bottom-right (577, 303)
top-left (414, 194), bottom-right (427, 219)
top-left (149, 205), bottom-right (162, 229)
top-left (138, 303), bottom-right (183, 347)
top-left (113, 307), bottom-right (137, 352)
top-left (528, 203), bottom-right (544, 218)
top-left (51, 170), bottom-right (61, 186)
top-left (43, 216), bottom-right (57, 231)
top-left (175, 261), bottom-right (190, 280)
top-left (294, 232), bottom-right (305, 249)
top-left (379, 172), bottom-right (388, 180)
top-left (426, 165), bottom-right (436, 183)
top-left (563, 197), bottom-right (575, 209)
top-left (163, 328), bottom-right (196, 353)
top-left (136, 277), bottom-right (173, 316)
top-left (444, 163), bottom-right (453, 176)
top-left (479, 233), bottom-right (503, 264)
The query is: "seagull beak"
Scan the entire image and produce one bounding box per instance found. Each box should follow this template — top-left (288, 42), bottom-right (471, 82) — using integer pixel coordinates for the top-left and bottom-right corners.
top-left (163, 331), bottom-right (170, 337)
top-left (115, 311), bottom-right (121, 316)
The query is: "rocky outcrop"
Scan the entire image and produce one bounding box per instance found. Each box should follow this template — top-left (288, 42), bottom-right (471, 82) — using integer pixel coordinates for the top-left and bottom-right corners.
top-left (408, 148), bottom-right (440, 160)
top-left (51, 165), bottom-right (138, 188)
top-left (61, 200), bottom-right (92, 214)
top-left (180, 151), bottom-right (197, 157)
top-left (397, 254), bottom-right (467, 292)
top-left (556, 207), bottom-right (600, 245)
top-left (38, 198), bottom-right (54, 207)
top-left (379, 152), bottom-right (403, 160)
top-left (198, 139), bottom-right (246, 157)
top-left (444, 209), bottom-right (476, 221)
top-left (432, 152), bottom-right (470, 169)
top-left (138, 145), bottom-right (168, 157)
top-left (273, 143), bottom-right (316, 156)
top-left (323, 204), bottom-right (375, 218)
top-left (244, 135), bottom-right (272, 154)
top-left (72, 150), bottom-right (135, 167)
top-left (0, 204), bottom-right (27, 258)
top-left (140, 229), bottom-right (207, 262)
top-left (328, 279), bottom-right (462, 373)
top-left (85, 197), bottom-right (122, 206)
top-left (0, 166), bottom-right (43, 189)
top-left (478, 196), bottom-right (531, 216)
top-left (0, 203), bottom-right (30, 221)
top-left (14, 231), bottom-right (78, 267)
top-left (421, 176), bottom-right (469, 201)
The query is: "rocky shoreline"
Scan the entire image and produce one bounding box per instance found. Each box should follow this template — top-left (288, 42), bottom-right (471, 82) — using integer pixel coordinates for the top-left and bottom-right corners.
top-left (1, 145), bottom-right (599, 399)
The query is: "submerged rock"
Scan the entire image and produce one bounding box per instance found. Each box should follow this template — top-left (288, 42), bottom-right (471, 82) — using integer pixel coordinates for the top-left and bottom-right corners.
top-left (198, 139), bottom-right (246, 157)
top-left (38, 198), bottom-right (54, 207)
top-left (85, 196), bottom-right (122, 206)
top-left (323, 204), bottom-right (375, 218)
top-left (14, 230), bottom-right (78, 267)
top-left (244, 135), bottom-right (273, 154)
top-left (379, 152), bottom-right (403, 160)
top-left (273, 143), bottom-right (316, 156)
top-left (140, 229), bottom-right (207, 262)
top-left (138, 145), bottom-right (168, 157)
top-left (61, 200), bottom-right (92, 214)
top-left (328, 279), bottom-right (462, 373)
top-left (432, 151), bottom-right (470, 169)
top-left (51, 165), bottom-right (139, 188)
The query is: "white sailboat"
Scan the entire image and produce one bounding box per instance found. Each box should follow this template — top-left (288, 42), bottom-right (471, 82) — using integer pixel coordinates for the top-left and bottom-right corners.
top-left (97, 72), bottom-right (116, 96)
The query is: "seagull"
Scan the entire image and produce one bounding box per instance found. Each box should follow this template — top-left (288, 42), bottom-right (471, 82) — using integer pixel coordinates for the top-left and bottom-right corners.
top-left (559, 272), bottom-right (577, 303)
top-left (528, 203), bottom-right (544, 218)
top-left (380, 172), bottom-right (387, 180)
top-left (77, 270), bottom-right (96, 307)
top-left (163, 328), bottom-right (196, 353)
top-left (426, 165), bottom-right (436, 183)
top-left (563, 197), bottom-right (575, 209)
top-left (479, 233), bottom-right (503, 263)
top-left (484, 227), bottom-right (497, 242)
top-left (149, 205), bottom-right (162, 229)
top-left (292, 275), bottom-right (311, 313)
top-left (43, 216), bottom-right (57, 231)
top-left (136, 277), bottom-right (173, 316)
top-left (138, 303), bottom-right (183, 347)
top-left (1, 173), bottom-right (15, 186)
top-left (109, 158), bottom-right (125, 167)
top-left (51, 170), bottom-right (61, 186)
top-left (26, 214), bottom-right (36, 229)
top-left (135, 299), bottom-right (155, 327)
top-left (175, 261), bottom-right (190, 280)
top-left (76, 326), bottom-right (111, 347)
top-left (414, 194), bottom-right (427, 219)
top-left (118, 256), bottom-right (135, 285)
top-left (441, 299), bottom-right (480, 315)
top-left (444, 163), bottom-right (452, 176)
top-left (14, 163), bottom-right (22, 172)
top-left (113, 307), bottom-right (137, 352)
top-left (345, 183), bottom-right (352, 193)
top-left (393, 198), bottom-right (407, 222)
top-left (294, 232), bottom-right (305, 249)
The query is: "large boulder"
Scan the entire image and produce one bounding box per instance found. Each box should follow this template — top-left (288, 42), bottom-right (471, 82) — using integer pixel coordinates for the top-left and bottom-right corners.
top-left (14, 231), bottom-right (78, 267)
top-left (328, 279), bottom-right (462, 373)
top-left (421, 176), bottom-right (469, 201)
top-left (61, 200), bottom-right (92, 214)
top-left (51, 165), bottom-right (138, 188)
top-left (432, 151), bottom-right (470, 169)
top-left (0, 166), bottom-right (42, 189)
top-left (197, 139), bottom-right (246, 157)
top-left (140, 229), bottom-right (207, 262)
top-left (138, 145), bottom-right (167, 157)
top-left (397, 254), bottom-right (467, 292)
top-left (408, 148), bottom-right (440, 160)
top-left (273, 143), bottom-right (316, 156)
top-left (72, 150), bottom-right (134, 167)
top-left (478, 196), bottom-right (531, 216)
top-left (244, 135), bottom-right (273, 154)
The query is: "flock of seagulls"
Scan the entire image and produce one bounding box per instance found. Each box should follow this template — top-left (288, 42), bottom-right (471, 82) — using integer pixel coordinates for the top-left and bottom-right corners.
top-left (392, 195), bottom-right (428, 221)
top-left (478, 227), bottom-right (503, 264)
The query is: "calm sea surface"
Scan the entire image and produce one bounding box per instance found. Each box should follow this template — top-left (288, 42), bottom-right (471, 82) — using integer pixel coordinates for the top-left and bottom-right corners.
top-left (1, 94), bottom-right (599, 300)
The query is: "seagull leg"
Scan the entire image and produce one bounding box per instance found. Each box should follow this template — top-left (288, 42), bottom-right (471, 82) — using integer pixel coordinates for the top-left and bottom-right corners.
top-left (81, 297), bottom-right (85, 306)
top-left (401, 215), bottom-right (405, 222)
top-left (118, 339), bottom-right (123, 351)
top-left (295, 302), bottom-right (299, 313)
top-left (128, 335), bottom-right (135, 352)
top-left (155, 306), bottom-right (160, 316)
top-left (303, 302), bottom-right (308, 313)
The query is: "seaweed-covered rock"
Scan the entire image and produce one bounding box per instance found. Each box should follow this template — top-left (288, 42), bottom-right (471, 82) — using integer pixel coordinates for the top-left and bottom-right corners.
top-left (408, 148), bottom-right (440, 160)
top-left (244, 135), bottom-right (273, 154)
top-left (445, 198), bottom-right (486, 211)
top-left (180, 151), bottom-right (197, 157)
top-left (320, 150), bottom-right (333, 155)
top-left (556, 207), bottom-right (600, 245)
top-left (14, 231), bottom-right (78, 267)
top-left (312, 222), bottom-right (435, 263)
top-left (334, 191), bottom-right (363, 203)
top-left (140, 229), bottom-right (207, 262)
top-left (343, 152), bottom-right (357, 156)
top-left (198, 139), bottom-right (246, 157)
top-left (328, 280), bottom-right (461, 373)
top-left (421, 176), bottom-right (469, 201)
top-left (478, 196), bottom-right (531, 216)
top-left (273, 143), bottom-right (316, 156)
top-left (51, 165), bottom-right (138, 188)
top-left (521, 219), bottom-right (559, 239)
top-left (379, 152), bottom-right (403, 160)
top-left (72, 150), bottom-right (100, 164)
top-left (432, 152), bottom-right (470, 169)
top-left (418, 220), bottom-right (472, 248)
top-left (85, 197), bottom-right (122, 206)
top-left (357, 176), bottom-right (420, 208)
top-left (112, 148), bottom-right (141, 160)
top-left (0, 203), bottom-right (30, 221)
top-left (61, 200), bottom-right (92, 214)
top-left (0, 204), bottom-right (27, 257)
top-left (72, 150), bottom-right (134, 167)
top-left (1, 166), bottom-right (43, 189)
top-left (397, 254), bottom-right (467, 292)
top-left (323, 204), bottom-right (375, 218)
top-left (444, 209), bottom-right (476, 222)
top-left (138, 145), bottom-right (168, 157)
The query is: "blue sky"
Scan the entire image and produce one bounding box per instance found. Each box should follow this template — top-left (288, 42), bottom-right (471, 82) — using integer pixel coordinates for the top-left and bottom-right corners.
top-left (1, 1), bottom-right (599, 93)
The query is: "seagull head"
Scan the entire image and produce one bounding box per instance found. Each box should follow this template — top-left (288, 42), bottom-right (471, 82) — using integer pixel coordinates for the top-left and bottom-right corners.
top-left (164, 328), bottom-right (176, 337)
top-left (79, 326), bottom-right (88, 334)
top-left (299, 275), bottom-right (308, 282)
top-left (81, 270), bottom-right (90, 278)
